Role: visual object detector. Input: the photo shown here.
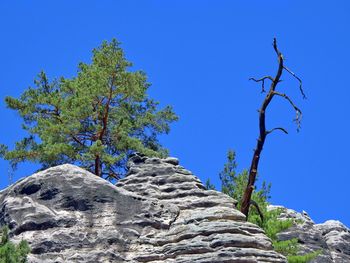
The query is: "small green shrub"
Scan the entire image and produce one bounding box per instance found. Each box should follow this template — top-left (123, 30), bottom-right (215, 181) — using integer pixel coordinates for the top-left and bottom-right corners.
top-left (205, 178), bottom-right (216, 190)
top-left (273, 238), bottom-right (299, 256)
top-left (0, 226), bottom-right (30, 263)
top-left (287, 250), bottom-right (322, 263)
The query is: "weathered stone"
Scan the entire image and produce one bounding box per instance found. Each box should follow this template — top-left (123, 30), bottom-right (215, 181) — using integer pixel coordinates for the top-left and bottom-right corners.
top-left (0, 157), bottom-right (287, 262)
top-left (268, 205), bottom-right (350, 262)
top-left (163, 157), bottom-right (179, 166)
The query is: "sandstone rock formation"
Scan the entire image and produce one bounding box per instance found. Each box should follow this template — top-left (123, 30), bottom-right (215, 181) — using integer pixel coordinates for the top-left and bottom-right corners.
top-left (0, 155), bottom-right (286, 262)
top-left (268, 205), bottom-right (350, 262)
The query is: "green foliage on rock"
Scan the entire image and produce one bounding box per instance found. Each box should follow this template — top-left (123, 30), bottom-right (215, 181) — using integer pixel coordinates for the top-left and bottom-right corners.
top-left (219, 150), bottom-right (271, 222)
top-left (259, 208), bottom-right (300, 258)
top-left (205, 178), bottom-right (216, 190)
top-left (287, 251), bottom-right (322, 263)
top-left (260, 208), bottom-right (294, 240)
top-left (0, 39), bottom-right (178, 179)
top-left (0, 226), bottom-right (30, 263)
top-left (218, 149), bottom-right (320, 263)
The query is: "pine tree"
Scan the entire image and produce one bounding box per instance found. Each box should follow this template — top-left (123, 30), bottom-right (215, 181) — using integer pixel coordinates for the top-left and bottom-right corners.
top-left (0, 39), bottom-right (178, 179)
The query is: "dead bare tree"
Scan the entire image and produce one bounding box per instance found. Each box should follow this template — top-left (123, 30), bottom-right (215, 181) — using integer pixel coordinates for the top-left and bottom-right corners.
top-left (240, 38), bottom-right (306, 219)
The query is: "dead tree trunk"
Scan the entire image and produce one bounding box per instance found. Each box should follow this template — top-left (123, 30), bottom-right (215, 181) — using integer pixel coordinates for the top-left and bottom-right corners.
top-left (240, 38), bottom-right (306, 218)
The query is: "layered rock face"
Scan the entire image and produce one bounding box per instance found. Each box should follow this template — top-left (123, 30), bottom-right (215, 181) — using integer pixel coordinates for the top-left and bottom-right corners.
top-left (269, 205), bottom-right (350, 262)
top-left (116, 155), bottom-right (286, 262)
top-left (0, 155), bottom-right (286, 263)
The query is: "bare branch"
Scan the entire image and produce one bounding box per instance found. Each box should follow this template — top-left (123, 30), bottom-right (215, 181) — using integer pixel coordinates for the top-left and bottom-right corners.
top-left (266, 127), bottom-right (288, 135)
top-left (249, 76), bottom-right (274, 93)
top-left (273, 91), bottom-right (302, 131)
top-left (283, 66), bottom-right (307, 99)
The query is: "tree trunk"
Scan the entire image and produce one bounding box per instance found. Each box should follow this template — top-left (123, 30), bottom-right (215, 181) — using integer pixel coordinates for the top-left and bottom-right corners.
top-left (95, 155), bottom-right (101, 177)
top-left (240, 38), bottom-right (304, 219)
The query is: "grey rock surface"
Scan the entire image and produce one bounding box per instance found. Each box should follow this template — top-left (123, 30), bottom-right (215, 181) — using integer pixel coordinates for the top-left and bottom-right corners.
top-left (0, 156), bottom-right (286, 263)
top-left (268, 205), bottom-right (350, 262)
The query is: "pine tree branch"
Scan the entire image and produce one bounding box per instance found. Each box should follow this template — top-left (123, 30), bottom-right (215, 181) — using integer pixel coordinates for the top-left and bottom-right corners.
top-left (51, 106), bottom-right (86, 147)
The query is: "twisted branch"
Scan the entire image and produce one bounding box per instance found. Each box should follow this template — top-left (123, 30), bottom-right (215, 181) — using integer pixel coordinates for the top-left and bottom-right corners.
top-left (283, 66), bottom-right (306, 99)
top-left (273, 91), bottom-right (303, 131)
top-left (249, 76), bottom-right (274, 93)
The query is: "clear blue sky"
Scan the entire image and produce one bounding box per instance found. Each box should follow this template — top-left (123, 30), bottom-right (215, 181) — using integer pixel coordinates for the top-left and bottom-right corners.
top-left (1, 1), bottom-right (349, 226)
